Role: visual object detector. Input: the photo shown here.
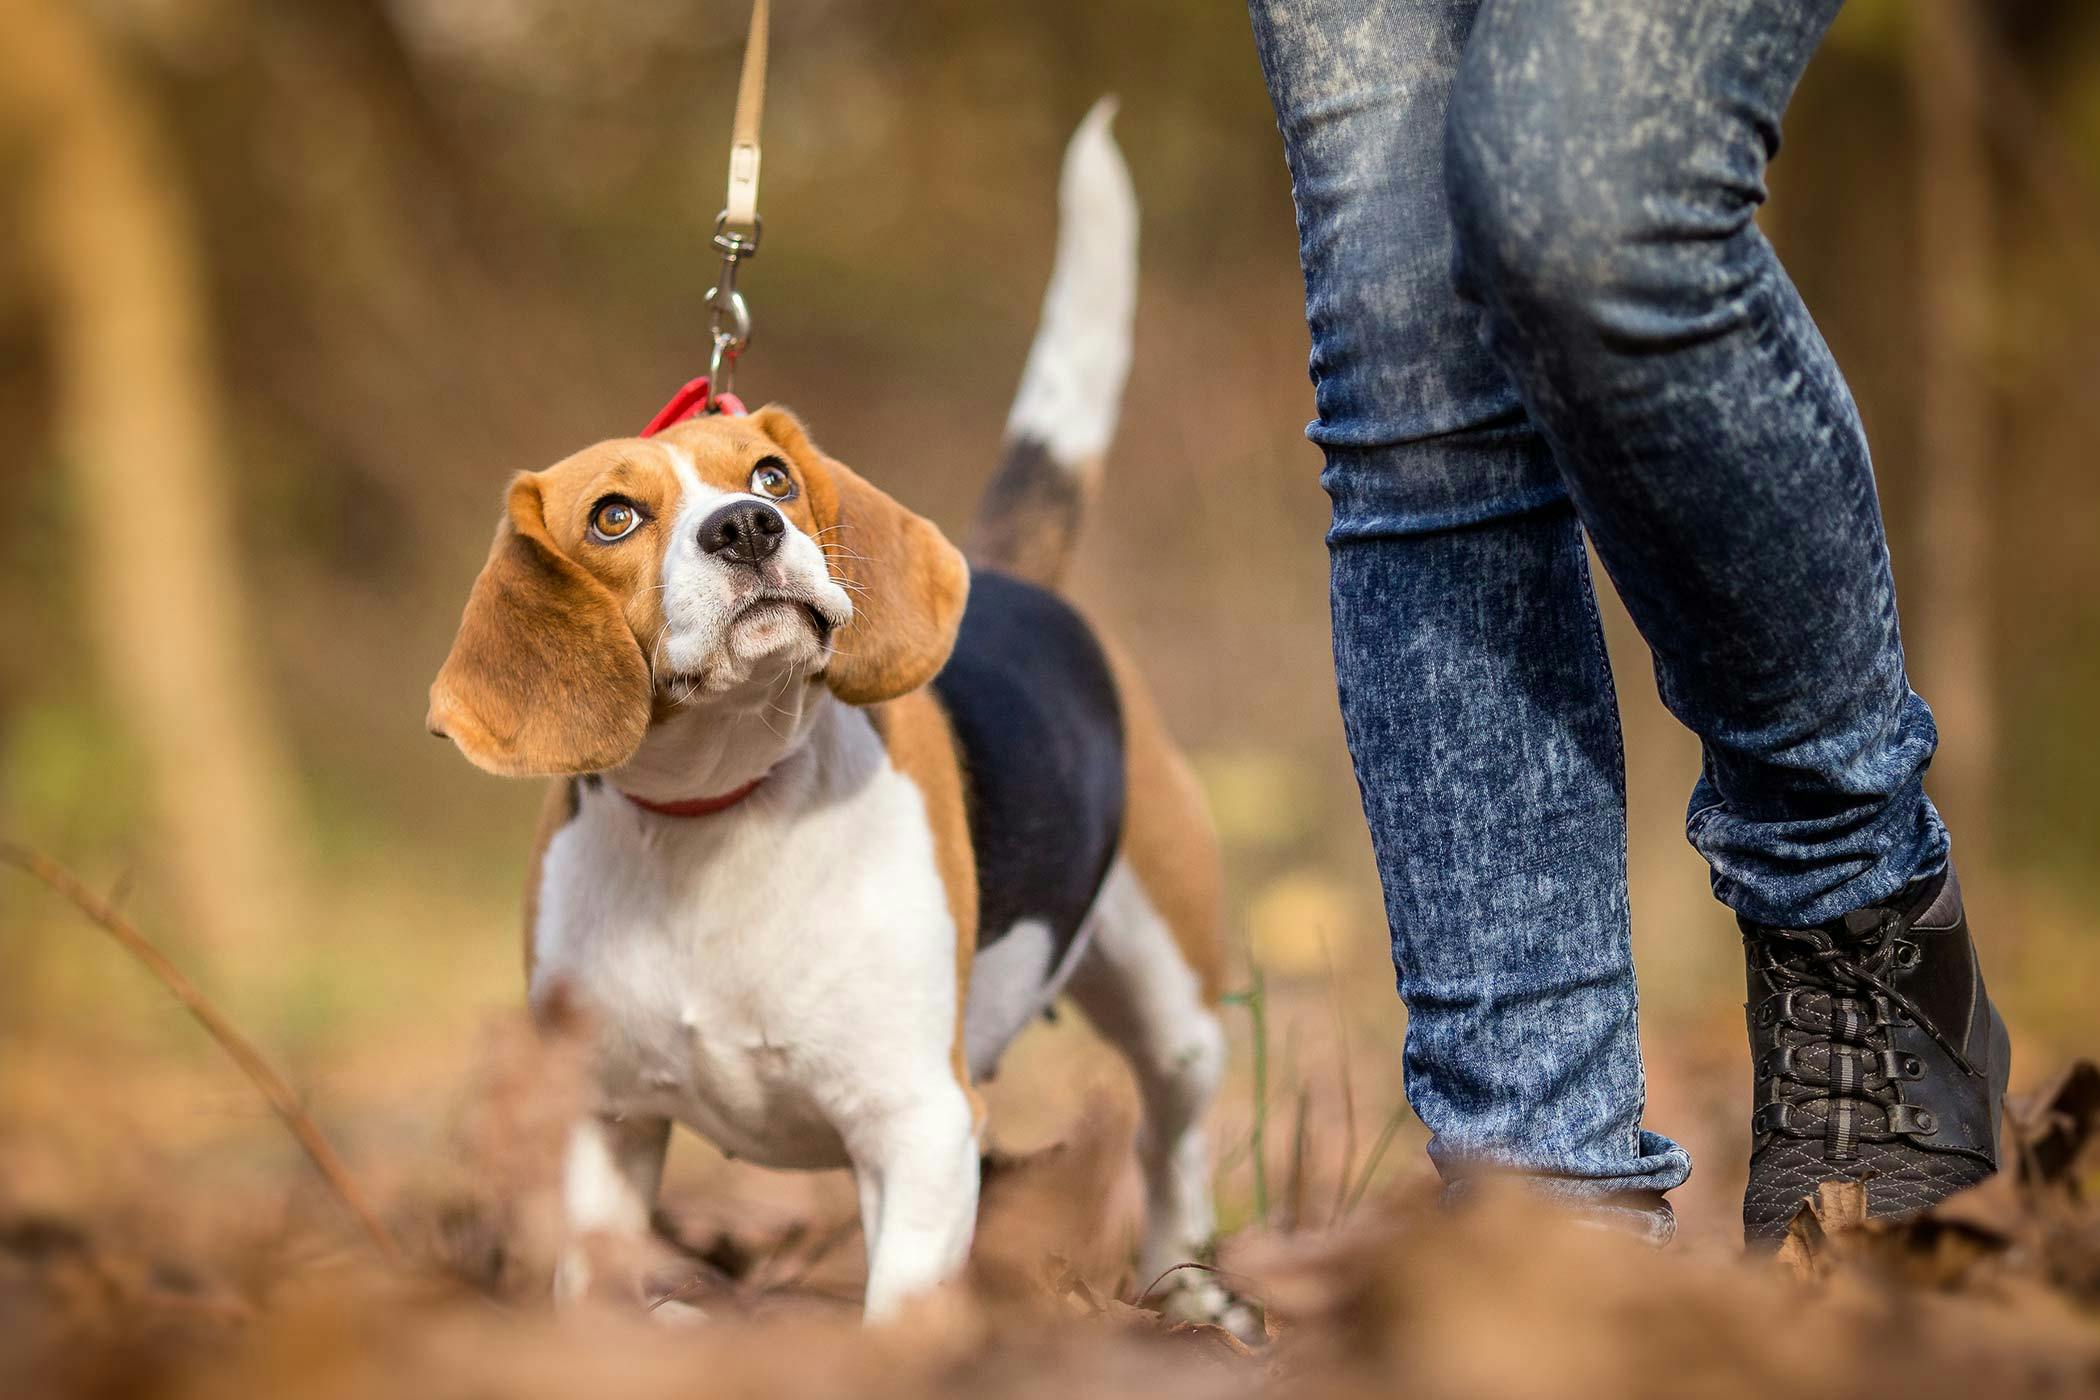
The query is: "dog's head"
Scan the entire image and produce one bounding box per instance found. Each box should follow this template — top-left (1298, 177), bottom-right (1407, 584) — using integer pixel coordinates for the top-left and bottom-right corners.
top-left (428, 406), bottom-right (968, 777)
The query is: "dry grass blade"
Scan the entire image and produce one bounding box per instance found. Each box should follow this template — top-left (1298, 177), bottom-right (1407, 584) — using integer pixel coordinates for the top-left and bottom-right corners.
top-left (1342, 1099), bottom-right (1411, 1217)
top-left (1282, 1084), bottom-right (1310, 1232)
top-left (0, 841), bottom-right (401, 1266)
top-left (1320, 930), bottom-right (1359, 1227)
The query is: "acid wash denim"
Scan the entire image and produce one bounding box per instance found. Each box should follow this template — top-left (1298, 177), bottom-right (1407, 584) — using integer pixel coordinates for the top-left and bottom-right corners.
top-left (1248, 0), bottom-right (1949, 1225)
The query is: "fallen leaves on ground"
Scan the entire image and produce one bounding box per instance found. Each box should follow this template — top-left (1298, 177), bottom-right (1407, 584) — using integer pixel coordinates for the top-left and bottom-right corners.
top-left (5, 1029), bottom-right (2100, 1399)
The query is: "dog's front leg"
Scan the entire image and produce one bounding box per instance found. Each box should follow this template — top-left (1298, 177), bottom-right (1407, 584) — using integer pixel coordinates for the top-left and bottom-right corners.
top-left (845, 1081), bottom-right (979, 1323)
top-left (553, 1112), bottom-right (671, 1305)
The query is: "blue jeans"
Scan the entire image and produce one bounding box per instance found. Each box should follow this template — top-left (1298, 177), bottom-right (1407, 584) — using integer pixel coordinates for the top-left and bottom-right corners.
top-left (1249, 0), bottom-right (1949, 1220)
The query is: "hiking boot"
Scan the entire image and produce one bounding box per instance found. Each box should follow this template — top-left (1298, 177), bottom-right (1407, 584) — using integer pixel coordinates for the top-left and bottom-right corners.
top-left (1740, 865), bottom-right (2011, 1246)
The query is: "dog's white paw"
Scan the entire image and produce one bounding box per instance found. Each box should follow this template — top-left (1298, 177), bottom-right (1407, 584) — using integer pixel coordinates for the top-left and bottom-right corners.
top-left (1152, 1272), bottom-right (1266, 1346)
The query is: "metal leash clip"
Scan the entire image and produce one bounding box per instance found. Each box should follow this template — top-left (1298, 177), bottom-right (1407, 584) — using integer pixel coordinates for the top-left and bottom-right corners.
top-left (704, 213), bottom-right (761, 412)
top-left (703, 0), bottom-right (769, 414)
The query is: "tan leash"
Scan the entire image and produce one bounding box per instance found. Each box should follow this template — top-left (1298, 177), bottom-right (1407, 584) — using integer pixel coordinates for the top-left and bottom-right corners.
top-left (705, 0), bottom-right (770, 412)
top-left (724, 0), bottom-right (767, 237)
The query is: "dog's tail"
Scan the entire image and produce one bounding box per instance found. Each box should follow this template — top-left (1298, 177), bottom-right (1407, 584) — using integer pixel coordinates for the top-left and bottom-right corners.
top-left (966, 98), bottom-right (1137, 592)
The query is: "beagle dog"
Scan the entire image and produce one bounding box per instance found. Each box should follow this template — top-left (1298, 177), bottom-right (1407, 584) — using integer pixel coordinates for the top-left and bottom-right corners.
top-left (429, 106), bottom-right (1232, 1324)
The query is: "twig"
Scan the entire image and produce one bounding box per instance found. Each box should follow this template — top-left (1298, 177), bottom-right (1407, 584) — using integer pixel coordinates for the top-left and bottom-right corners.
top-left (1, 841), bottom-right (401, 1266)
top-left (1137, 1258), bottom-right (1224, 1302)
top-left (646, 1263), bottom-right (738, 1316)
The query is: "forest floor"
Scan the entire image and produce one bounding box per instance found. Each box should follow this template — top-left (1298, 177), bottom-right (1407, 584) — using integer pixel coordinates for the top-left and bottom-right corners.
top-left (5, 978), bottom-right (2100, 1399)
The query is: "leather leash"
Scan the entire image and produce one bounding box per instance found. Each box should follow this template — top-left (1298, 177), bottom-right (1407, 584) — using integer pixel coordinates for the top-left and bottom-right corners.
top-left (645, 0), bottom-right (770, 432)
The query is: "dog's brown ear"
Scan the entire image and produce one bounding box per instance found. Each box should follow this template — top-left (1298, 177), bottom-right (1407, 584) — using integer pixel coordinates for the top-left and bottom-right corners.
top-left (428, 474), bottom-right (652, 776)
top-left (753, 405), bottom-right (969, 705)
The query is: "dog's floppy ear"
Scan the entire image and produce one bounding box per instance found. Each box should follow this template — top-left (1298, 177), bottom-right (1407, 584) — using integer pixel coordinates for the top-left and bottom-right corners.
top-left (428, 473), bottom-right (652, 776)
top-left (753, 405), bottom-right (969, 705)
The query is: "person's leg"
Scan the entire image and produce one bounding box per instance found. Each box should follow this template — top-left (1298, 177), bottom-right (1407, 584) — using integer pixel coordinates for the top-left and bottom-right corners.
top-left (1442, 0), bottom-right (2006, 1240)
top-left (1443, 0), bottom-right (1941, 926)
top-left (1248, 0), bottom-right (1690, 1230)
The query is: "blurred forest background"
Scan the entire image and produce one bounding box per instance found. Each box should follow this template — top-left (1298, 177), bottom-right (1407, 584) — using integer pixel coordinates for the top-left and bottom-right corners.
top-left (2, 0), bottom-right (2098, 1253)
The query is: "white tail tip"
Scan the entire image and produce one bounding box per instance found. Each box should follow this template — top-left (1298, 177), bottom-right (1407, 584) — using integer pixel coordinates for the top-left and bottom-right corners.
top-left (1003, 97), bottom-right (1139, 468)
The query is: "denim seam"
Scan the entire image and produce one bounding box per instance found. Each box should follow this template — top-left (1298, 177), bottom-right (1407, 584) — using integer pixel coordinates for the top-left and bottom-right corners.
top-left (1566, 519), bottom-right (1654, 1162)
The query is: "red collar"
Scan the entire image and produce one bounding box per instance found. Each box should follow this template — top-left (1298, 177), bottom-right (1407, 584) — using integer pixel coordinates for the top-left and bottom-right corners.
top-left (641, 375), bottom-right (745, 435)
top-left (620, 775), bottom-right (766, 818)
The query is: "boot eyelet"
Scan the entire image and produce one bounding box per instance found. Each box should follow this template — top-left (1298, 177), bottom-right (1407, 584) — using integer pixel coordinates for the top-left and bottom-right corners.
top-left (1893, 941), bottom-right (1922, 970)
top-left (1753, 1103), bottom-right (1798, 1136)
top-left (1902, 1054), bottom-right (1922, 1078)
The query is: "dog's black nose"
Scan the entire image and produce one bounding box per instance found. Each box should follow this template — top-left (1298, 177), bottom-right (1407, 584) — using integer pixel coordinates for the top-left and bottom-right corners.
top-left (699, 500), bottom-right (785, 567)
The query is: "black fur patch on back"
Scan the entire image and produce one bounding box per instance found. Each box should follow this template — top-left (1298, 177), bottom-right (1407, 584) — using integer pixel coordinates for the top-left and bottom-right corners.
top-left (931, 570), bottom-right (1125, 967)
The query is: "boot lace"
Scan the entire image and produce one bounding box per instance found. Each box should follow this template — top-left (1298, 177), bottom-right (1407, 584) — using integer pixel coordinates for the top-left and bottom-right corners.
top-left (1746, 911), bottom-right (1976, 1162)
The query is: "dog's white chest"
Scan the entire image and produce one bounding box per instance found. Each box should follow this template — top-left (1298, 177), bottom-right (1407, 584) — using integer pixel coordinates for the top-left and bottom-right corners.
top-left (529, 708), bottom-right (960, 1169)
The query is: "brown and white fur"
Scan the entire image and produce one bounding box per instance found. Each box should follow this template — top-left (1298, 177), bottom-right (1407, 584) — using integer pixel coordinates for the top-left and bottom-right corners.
top-left (429, 103), bottom-right (1233, 1325)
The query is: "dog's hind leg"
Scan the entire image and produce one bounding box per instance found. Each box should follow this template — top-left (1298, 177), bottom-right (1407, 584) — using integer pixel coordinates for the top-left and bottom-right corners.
top-left (1066, 858), bottom-right (1228, 1289)
top-left (1064, 657), bottom-right (1260, 1336)
top-left (1067, 859), bottom-right (1264, 1339)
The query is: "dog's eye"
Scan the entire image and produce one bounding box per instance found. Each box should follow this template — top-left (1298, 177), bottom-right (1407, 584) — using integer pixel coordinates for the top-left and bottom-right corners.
top-left (589, 498), bottom-right (643, 541)
top-left (750, 462), bottom-right (796, 501)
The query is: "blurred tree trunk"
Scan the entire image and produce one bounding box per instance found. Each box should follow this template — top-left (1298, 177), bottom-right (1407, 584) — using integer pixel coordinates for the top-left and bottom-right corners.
top-left (1907, 0), bottom-right (1996, 857)
top-left (1, 0), bottom-right (309, 950)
